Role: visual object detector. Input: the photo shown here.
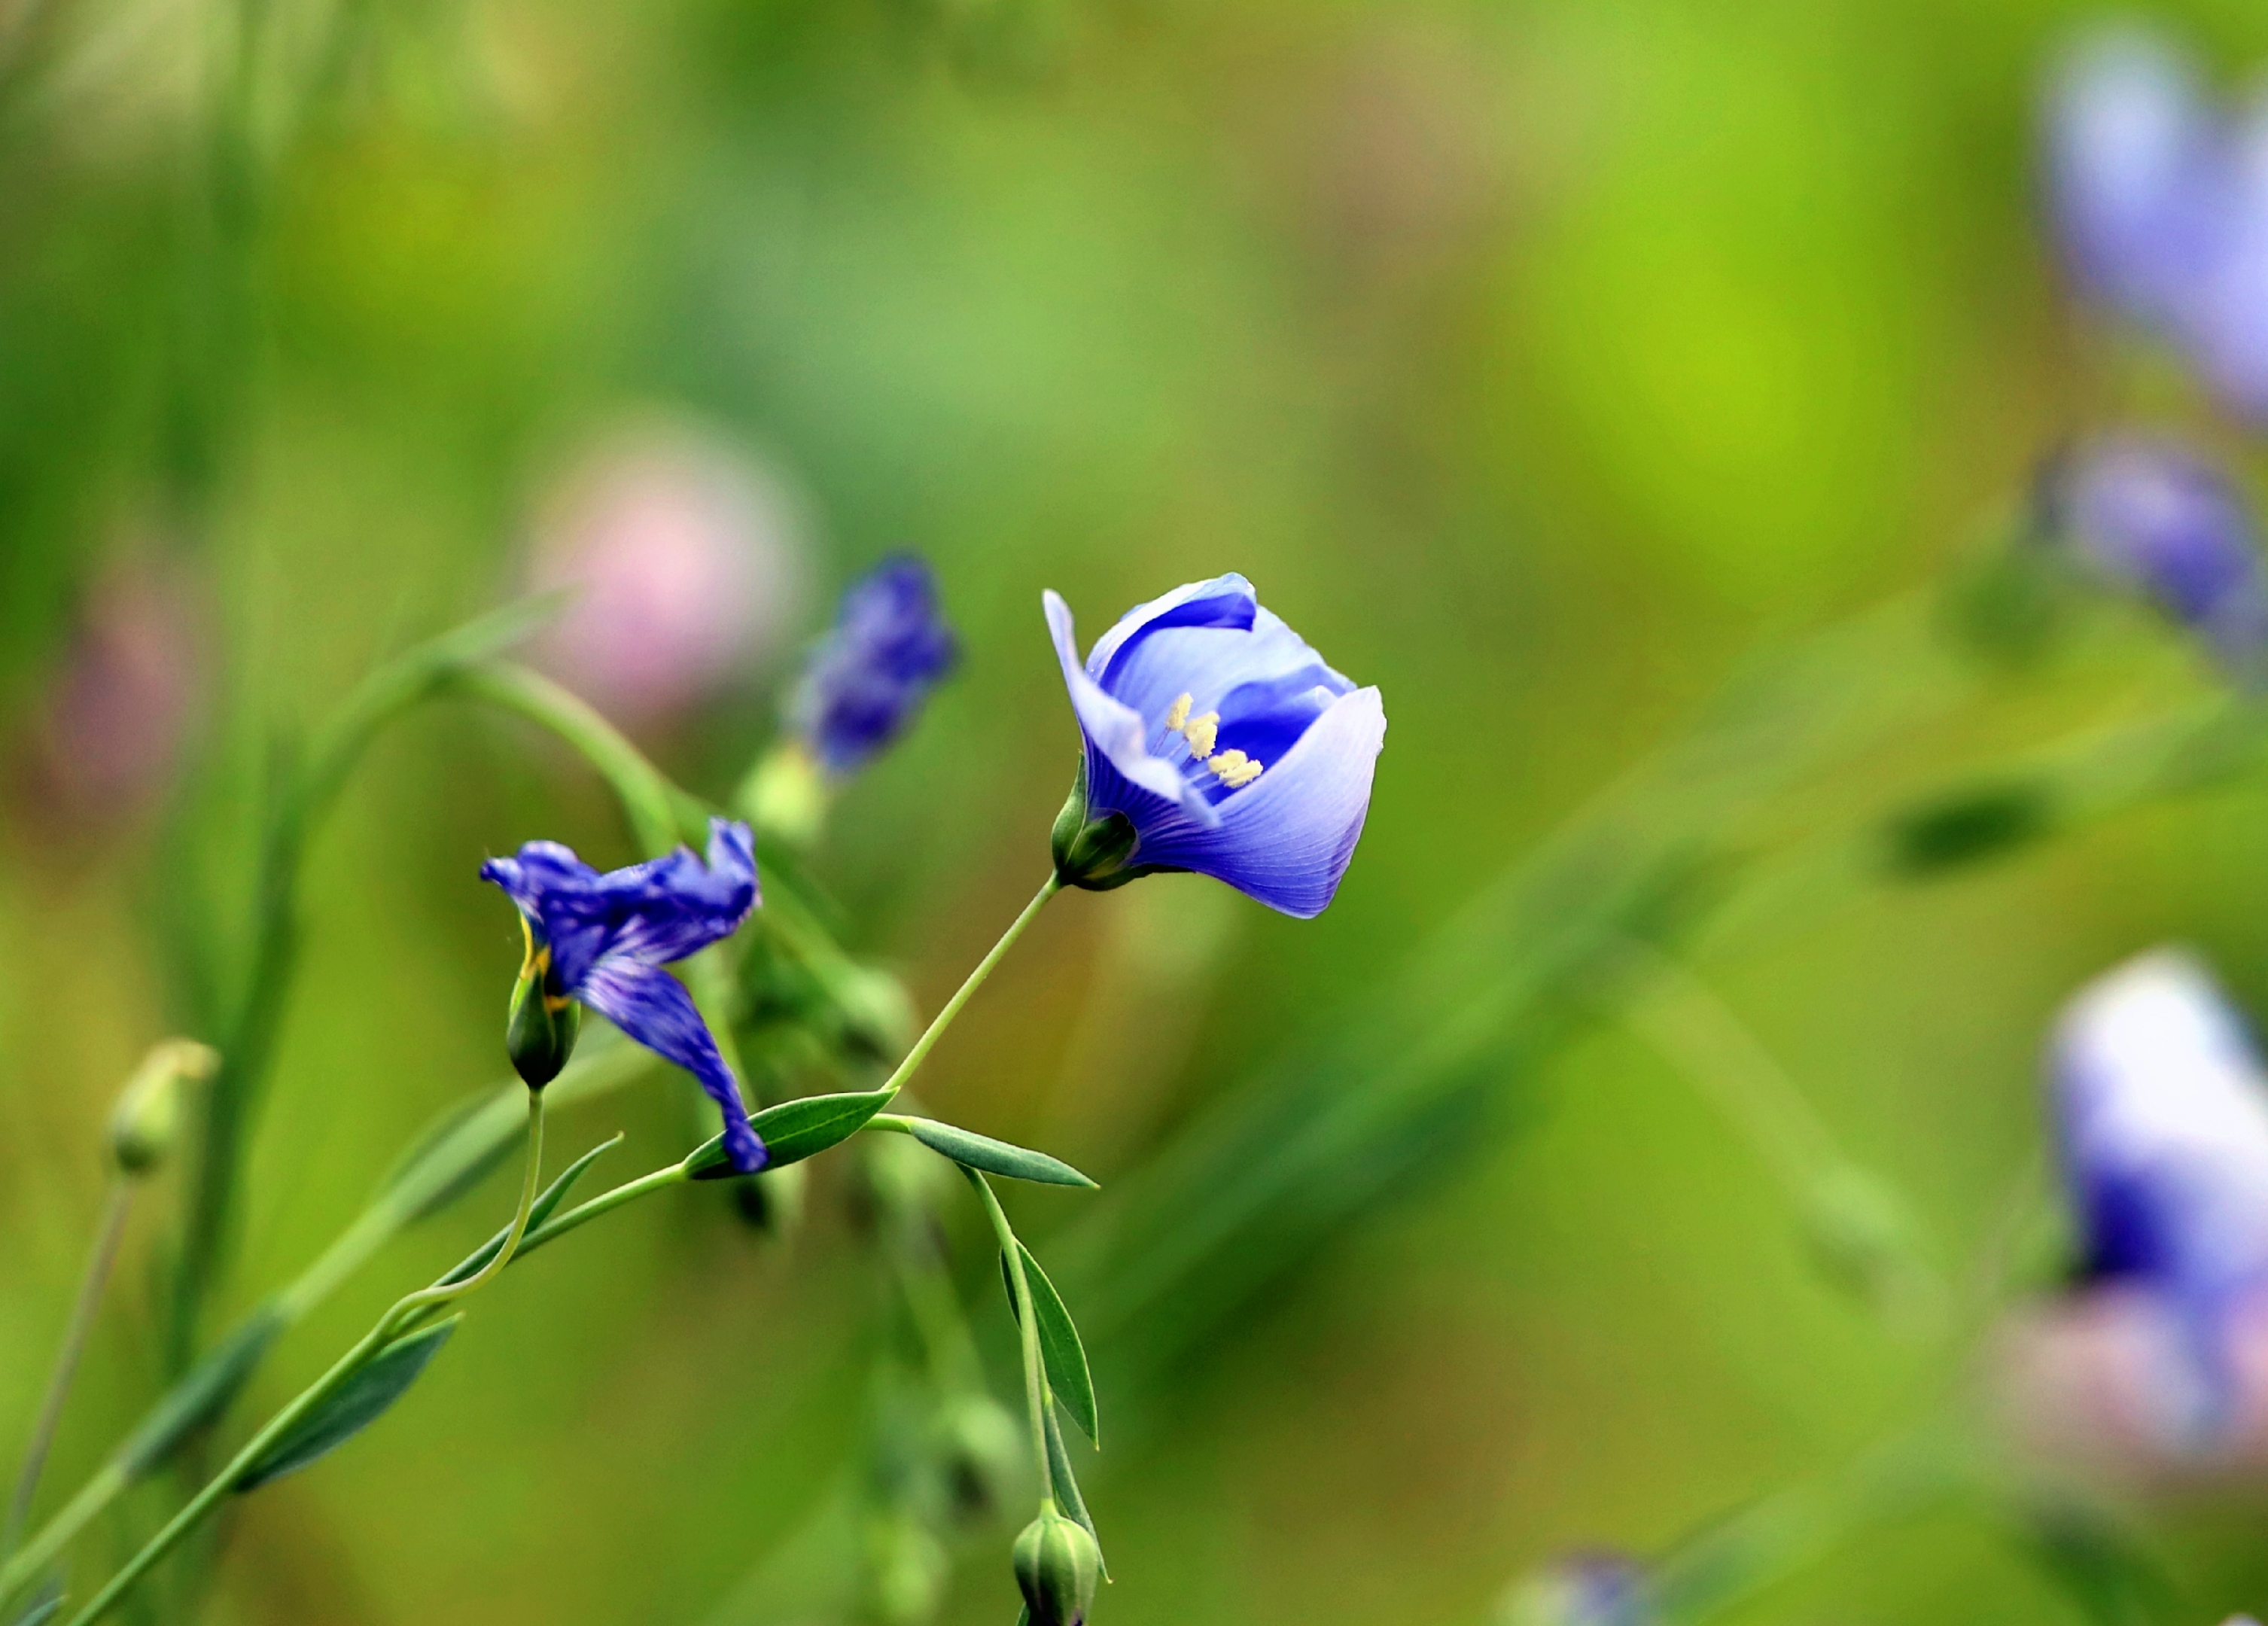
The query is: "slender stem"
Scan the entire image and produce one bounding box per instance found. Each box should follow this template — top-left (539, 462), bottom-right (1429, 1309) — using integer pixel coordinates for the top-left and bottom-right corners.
top-left (0, 1046), bottom-right (654, 1609)
top-left (4, 1183), bottom-right (133, 1560)
top-left (515, 1162), bottom-right (689, 1259)
top-left (61, 1092), bottom-right (546, 1626)
top-left (962, 1166), bottom-right (1053, 1509)
top-left (880, 877), bottom-right (1059, 1104)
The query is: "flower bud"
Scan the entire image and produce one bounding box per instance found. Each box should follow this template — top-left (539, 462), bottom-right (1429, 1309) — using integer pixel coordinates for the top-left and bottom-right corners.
top-left (739, 740), bottom-right (830, 849)
top-left (935, 1393), bottom-right (1024, 1525)
top-left (1050, 763), bottom-right (1141, 893)
top-left (1012, 1508), bottom-right (1101, 1626)
top-left (504, 945), bottom-right (581, 1089)
top-left (108, 1039), bottom-right (219, 1177)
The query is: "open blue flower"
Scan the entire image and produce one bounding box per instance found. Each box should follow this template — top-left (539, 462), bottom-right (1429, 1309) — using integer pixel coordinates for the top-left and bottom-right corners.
top-left (792, 556), bottom-right (958, 776)
top-left (1044, 574), bottom-right (1385, 918)
top-left (2052, 948), bottom-right (2268, 1435)
top-left (2049, 438), bottom-right (2268, 673)
top-left (483, 818), bottom-right (767, 1172)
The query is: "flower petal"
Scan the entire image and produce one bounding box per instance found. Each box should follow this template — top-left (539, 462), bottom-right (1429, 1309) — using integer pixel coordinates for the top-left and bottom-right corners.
top-left (1099, 607), bottom-right (1353, 730)
top-left (580, 958), bottom-right (768, 1173)
top-left (1130, 684), bottom-right (1386, 917)
top-left (486, 818), bottom-right (759, 991)
top-left (1085, 574), bottom-right (1256, 687)
top-left (1045, 590), bottom-right (1216, 827)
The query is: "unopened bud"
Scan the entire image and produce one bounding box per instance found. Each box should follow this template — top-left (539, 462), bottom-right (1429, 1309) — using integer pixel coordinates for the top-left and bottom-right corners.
top-left (1013, 1508), bottom-right (1101, 1626)
top-left (505, 936), bottom-right (581, 1089)
top-left (739, 740), bottom-right (830, 849)
top-left (108, 1039), bottom-right (219, 1177)
top-left (936, 1394), bottom-right (1024, 1525)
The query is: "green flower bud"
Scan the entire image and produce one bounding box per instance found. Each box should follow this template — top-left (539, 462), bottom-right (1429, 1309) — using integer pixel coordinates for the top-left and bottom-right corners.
top-left (1013, 1508), bottom-right (1101, 1626)
top-left (107, 1039), bottom-right (220, 1177)
top-left (1050, 760), bottom-right (1142, 893)
top-left (504, 920), bottom-right (581, 1089)
top-left (935, 1393), bottom-right (1024, 1525)
top-left (739, 741), bottom-right (829, 850)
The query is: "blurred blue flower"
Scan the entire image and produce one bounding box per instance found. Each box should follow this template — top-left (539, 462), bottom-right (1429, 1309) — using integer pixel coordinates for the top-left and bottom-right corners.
top-left (2052, 948), bottom-right (2268, 1434)
top-left (2049, 438), bottom-right (2268, 671)
top-left (1496, 1553), bottom-right (1653, 1626)
top-left (1043, 573), bottom-right (1386, 918)
top-left (2045, 26), bottom-right (2268, 416)
top-left (792, 556), bottom-right (958, 776)
top-left (483, 818), bottom-right (768, 1171)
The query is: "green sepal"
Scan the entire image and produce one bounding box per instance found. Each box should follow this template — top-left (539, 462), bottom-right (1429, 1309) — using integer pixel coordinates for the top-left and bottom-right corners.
top-left (998, 1241), bottom-right (1100, 1445)
top-left (233, 1317), bottom-right (462, 1493)
top-left (434, 1134), bottom-right (623, 1286)
top-left (683, 1088), bottom-right (896, 1180)
top-left (907, 1119), bottom-right (1097, 1189)
top-left (1043, 1402), bottom-right (1107, 1578)
top-left (505, 969), bottom-right (581, 1089)
top-left (119, 1308), bottom-right (285, 1477)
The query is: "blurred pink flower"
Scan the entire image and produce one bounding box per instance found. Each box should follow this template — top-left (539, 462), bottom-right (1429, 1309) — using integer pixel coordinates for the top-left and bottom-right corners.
top-left (525, 423), bottom-right (808, 732)
top-left (1995, 1284), bottom-right (2268, 1484)
top-left (28, 560), bottom-right (202, 816)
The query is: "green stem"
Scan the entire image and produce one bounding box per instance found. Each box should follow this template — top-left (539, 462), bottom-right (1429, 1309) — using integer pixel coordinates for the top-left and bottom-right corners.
top-left (0, 1044), bottom-right (654, 1609)
top-left (62, 1092), bottom-right (546, 1626)
top-left (514, 1161), bottom-right (690, 1259)
top-left (962, 1166), bottom-right (1053, 1510)
top-left (4, 1181), bottom-right (132, 1560)
top-left (879, 877), bottom-right (1059, 1104)
top-left (168, 599), bottom-right (559, 1374)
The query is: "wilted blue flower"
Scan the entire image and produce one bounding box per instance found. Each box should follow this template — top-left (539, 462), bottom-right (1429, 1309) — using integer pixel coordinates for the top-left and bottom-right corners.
top-left (483, 818), bottom-right (767, 1172)
top-left (1496, 1553), bottom-right (1654, 1626)
top-left (1043, 574), bottom-right (1386, 918)
top-left (2047, 438), bottom-right (2268, 671)
top-left (792, 556), bottom-right (958, 776)
top-left (2052, 948), bottom-right (2268, 1433)
top-left (2044, 26), bottom-right (2268, 416)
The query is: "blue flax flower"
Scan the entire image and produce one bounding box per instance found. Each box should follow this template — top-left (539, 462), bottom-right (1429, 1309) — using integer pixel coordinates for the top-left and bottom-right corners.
top-left (2045, 26), bottom-right (2268, 417)
top-left (792, 556), bottom-right (958, 776)
top-left (2047, 438), bottom-right (2268, 673)
top-left (483, 818), bottom-right (768, 1172)
top-left (2052, 948), bottom-right (2268, 1436)
top-left (1044, 574), bottom-right (1385, 918)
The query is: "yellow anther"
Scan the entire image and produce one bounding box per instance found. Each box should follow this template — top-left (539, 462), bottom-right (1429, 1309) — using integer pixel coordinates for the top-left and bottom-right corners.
top-left (1164, 693), bottom-right (1192, 733)
top-left (1207, 750), bottom-right (1263, 790)
top-left (1183, 711), bottom-right (1219, 760)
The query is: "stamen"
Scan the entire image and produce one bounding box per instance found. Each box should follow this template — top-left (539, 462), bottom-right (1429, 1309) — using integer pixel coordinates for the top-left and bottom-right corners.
top-left (1164, 693), bottom-right (1192, 733)
top-left (1183, 711), bottom-right (1219, 759)
top-left (1206, 749), bottom-right (1263, 790)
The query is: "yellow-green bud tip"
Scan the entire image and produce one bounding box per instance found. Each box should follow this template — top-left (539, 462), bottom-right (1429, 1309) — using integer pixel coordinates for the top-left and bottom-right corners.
top-left (1012, 1509), bottom-right (1101, 1626)
top-left (108, 1039), bottom-right (220, 1177)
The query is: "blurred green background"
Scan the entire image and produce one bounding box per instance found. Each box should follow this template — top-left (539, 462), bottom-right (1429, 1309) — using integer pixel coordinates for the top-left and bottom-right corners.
top-left (8, 0), bottom-right (2268, 1621)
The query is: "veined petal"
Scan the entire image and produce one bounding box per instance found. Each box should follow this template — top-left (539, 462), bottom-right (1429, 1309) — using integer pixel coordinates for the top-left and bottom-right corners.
top-left (1084, 574), bottom-right (1256, 687)
top-left (580, 958), bottom-right (767, 1174)
top-left (1129, 685), bottom-right (1386, 917)
top-left (1045, 590), bottom-right (1216, 827)
top-left (486, 818), bottom-right (759, 991)
top-left (1100, 607), bottom-right (1353, 728)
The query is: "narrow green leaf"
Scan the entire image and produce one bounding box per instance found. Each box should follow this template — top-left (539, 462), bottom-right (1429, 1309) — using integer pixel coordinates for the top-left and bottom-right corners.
top-left (684, 1089), bottom-right (894, 1181)
top-left (379, 1088), bottom-right (517, 1223)
top-left (234, 1317), bottom-right (462, 1492)
top-left (8, 1576), bottom-right (62, 1626)
top-left (119, 1308), bottom-right (284, 1477)
top-left (1043, 1402), bottom-right (1107, 1579)
top-left (434, 1134), bottom-right (623, 1287)
top-left (998, 1242), bottom-right (1099, 1445)
top-left (905, 1118), bottom-right (1097, 1189)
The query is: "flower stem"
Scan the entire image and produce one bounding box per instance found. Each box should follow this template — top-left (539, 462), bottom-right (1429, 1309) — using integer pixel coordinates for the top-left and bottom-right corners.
top-left (3, 1180), bottom-right (132, 1561)
top-left (880, 876), bottom-right (1060, 1104)
top-left (60, 1092), bottom-right (546, 1626)
top-left (962, 1166), bottom-right (1054, 1510)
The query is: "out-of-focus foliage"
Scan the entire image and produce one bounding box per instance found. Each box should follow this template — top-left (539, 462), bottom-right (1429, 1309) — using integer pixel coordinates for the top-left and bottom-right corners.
top-left (11, 0), bottom-right (2268, 1623)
